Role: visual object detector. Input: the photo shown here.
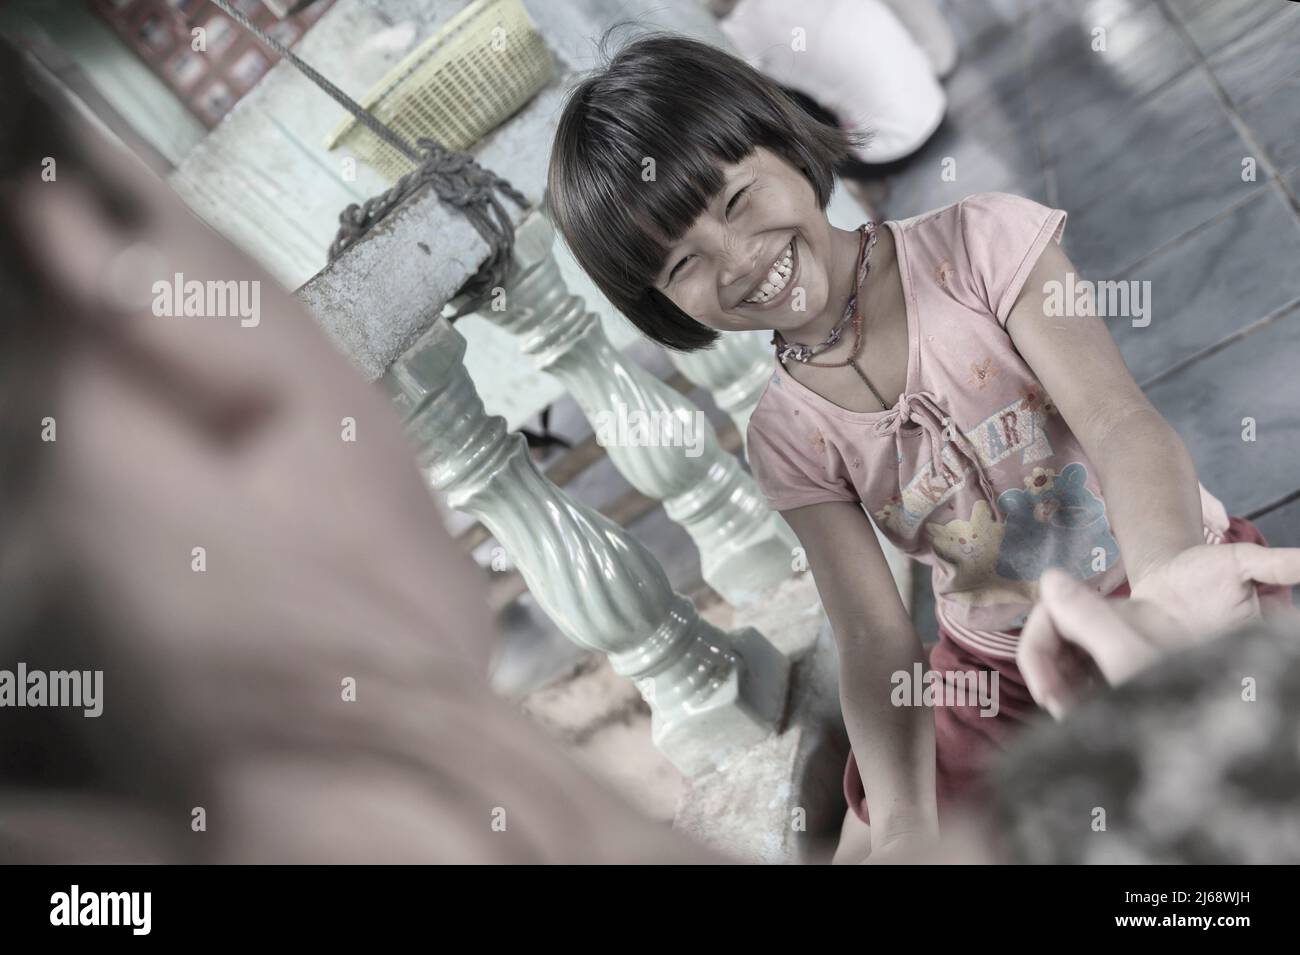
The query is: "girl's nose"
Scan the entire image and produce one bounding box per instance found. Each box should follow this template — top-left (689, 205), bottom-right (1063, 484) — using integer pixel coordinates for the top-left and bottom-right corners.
top-left (717, 246), bottom-right (759, 291)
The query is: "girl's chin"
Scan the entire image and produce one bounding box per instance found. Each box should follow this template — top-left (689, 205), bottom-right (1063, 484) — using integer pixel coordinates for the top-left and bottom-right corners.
top-left (769, 311), bottom-right (822, 335)
top-left (727, 313), bottom-right (792, 334)
top-left (769, 311), bottom-right (805, 328)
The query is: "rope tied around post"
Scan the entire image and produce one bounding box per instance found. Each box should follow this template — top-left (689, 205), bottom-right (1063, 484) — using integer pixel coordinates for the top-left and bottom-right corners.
top-left (206, 0), bottom-right (530, 317)
top-left (329, 138), bottom-right (529, 314)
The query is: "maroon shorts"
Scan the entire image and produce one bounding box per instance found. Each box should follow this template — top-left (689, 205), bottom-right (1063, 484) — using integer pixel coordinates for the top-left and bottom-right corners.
top-left (843, 515), bottom-right (1290, 825)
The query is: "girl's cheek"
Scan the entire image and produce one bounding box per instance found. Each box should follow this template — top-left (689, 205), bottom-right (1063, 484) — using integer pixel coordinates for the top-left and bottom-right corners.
top-left (672, 288), bottom-right (714, 325)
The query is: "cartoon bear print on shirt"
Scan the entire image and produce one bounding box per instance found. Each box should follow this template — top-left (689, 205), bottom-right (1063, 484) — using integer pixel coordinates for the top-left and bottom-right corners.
top-left (925, 501), bottom-right (1040, 607)
top-left (995, 462), bottom-right (1119, 582)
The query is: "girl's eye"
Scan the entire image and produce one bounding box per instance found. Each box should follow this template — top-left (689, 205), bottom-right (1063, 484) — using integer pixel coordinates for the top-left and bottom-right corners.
top-left (665, 183), bottom-right (752, 284)
top-left (726, 184), bottom-right (751, 218)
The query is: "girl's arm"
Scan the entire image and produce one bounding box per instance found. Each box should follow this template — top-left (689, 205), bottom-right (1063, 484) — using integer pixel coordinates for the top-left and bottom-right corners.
top-left (781, 500), bottom-right (939, 848)
top-left (1005, 240), bottom-right (1204, 590)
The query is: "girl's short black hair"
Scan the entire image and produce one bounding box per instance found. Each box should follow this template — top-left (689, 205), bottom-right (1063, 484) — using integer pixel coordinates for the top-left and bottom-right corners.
top-left (546, 31), bottom-right (860, 352)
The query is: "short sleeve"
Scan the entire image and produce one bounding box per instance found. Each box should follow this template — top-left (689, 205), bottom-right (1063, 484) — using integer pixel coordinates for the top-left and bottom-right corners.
top-left (745, 407), bottom-right (859, 511)
top-left (958, 192), bottom-right (1067, 327)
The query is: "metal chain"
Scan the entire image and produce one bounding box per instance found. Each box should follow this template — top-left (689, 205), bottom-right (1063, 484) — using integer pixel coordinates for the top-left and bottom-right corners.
top-left (773, 222), bottom-right (890, 410)
top-left (849, 357), bottom-right (890, 411)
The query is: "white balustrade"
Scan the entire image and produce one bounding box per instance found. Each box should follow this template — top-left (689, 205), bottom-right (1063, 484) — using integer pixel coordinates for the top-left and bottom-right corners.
top-left (668, 329), bottom-right (774, 459)
top-left (385, 316), bottom-right (791, 776)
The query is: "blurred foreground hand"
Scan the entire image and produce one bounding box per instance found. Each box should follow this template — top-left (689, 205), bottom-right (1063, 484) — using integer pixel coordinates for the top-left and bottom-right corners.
top-left (1018, 549), bottom-right (1300, 719)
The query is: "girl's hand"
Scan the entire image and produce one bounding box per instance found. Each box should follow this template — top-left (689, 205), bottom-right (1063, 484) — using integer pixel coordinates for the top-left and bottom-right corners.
top-left (1129, 543), bottom-right (1300, 633)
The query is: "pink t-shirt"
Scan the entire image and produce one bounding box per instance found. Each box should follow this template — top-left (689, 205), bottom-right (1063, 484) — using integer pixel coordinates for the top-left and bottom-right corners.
top-left (746, 192), bottom-right (1231, 659)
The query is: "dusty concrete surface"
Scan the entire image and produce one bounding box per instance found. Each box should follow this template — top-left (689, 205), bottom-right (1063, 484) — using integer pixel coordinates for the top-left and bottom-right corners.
top-left (520, 654), bottom-right (684, 824)
top-left (678, 573), bottom-right (850, 864)
top-left (514, 573), bottom-right (844, 852)
top-left (673, 623), bottom-right (848, 865)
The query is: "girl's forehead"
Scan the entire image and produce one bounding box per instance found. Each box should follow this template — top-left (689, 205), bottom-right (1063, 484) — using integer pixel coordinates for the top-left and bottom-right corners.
top-left (731, 147), bottom-right (804, 181)
top-left (709, 150), bottom-right (779, 189)
top-left (729, 148), bottom-right (773, 174)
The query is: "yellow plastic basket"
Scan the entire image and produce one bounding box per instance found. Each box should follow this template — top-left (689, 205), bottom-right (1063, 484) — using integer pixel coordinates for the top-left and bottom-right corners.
top-left (325, 0), bottom-right (555, 181)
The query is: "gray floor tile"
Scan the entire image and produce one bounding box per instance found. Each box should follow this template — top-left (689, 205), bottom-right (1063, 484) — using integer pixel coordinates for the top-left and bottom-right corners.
top-left (1028, 0), bottom-right (1161, 57)
top-left (1052, 67), bottom-right (1241, 208)
top-left (1144, 307), bottom-right (1300, 516)
top-left (886, 161), bottom-right (1049, 223)
top-left (1031, 0), bottom-right (1154, 27)
top-left (1205, 3), bottom-right (1300, 107)
top-left (1287, 164), bottom-right (1300, 199)
top-left (1251, 496), bottom-right (1300, 549)
top-left (1207, 9), bottom-right (1300, 176)
top-left (881, 111), bottom-right (1047, 220)
top-left (1164, 0), bottom-right (1298, 57)
top-left (1109, 186), bottom-right (1300, 384)
top-left (1236, 93), bottom-right (1300, 183)
top-left (1032, 0), bottom-right (1194, 164)
top-left (934, 0), bottom-right (1027, 55)
top-left (1250, 497), bottom-right (1300, 606)
top-left (943, 24), bottom-right (1033, 125)
top-left (1054, 70), bottom-right (1262, 276)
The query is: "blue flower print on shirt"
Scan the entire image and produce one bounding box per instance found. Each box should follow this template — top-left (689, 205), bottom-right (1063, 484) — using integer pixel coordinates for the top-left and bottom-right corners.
top-left (995, 462), bottom-right (1119, 581)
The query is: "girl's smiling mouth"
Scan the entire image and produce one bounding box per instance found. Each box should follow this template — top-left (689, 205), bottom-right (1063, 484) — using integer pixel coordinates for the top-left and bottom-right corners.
top-left (739, 235), bottom-right (798, 309)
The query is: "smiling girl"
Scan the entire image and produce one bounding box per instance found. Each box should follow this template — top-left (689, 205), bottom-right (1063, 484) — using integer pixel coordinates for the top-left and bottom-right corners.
top-left (546, 33), bottom-right (1289, 861)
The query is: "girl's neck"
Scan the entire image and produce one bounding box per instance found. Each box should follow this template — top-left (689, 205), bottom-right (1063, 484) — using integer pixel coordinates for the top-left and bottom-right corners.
top-left (790, 224), bottom-right (877, 348)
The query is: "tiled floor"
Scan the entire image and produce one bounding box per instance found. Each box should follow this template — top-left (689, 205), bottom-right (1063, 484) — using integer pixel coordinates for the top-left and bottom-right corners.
top-left (920, 0), bottom-right (1300, 528)
top-left (495, 0), bottom-right (1300, 684)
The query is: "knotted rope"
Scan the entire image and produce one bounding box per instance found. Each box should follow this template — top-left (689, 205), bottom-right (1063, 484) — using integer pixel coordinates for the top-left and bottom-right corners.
top-left (207, 0), bottom-right (529, 317)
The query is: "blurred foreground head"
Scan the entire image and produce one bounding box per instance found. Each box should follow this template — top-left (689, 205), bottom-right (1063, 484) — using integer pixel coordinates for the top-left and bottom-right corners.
top-left (993, 620), bottom-right (1300, 864)
top-left (0, 44), bottom-right (710, 864)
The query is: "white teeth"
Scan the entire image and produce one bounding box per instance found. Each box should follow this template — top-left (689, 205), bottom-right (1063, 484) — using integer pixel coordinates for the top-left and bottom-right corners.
top-left (744, 239), bottom-right (795, 304)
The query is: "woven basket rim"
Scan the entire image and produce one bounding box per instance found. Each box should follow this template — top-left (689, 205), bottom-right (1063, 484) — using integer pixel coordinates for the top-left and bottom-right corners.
top-left (323, 0), bottom-right (536, 150)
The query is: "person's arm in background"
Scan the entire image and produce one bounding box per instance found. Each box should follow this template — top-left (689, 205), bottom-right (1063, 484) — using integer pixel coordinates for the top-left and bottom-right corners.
top-left (782, 501), bottom-right (938, 856)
